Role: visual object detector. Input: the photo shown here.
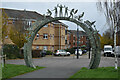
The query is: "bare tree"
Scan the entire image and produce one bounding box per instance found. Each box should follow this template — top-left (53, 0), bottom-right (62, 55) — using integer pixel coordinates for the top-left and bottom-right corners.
top-left (96, 0), bottom-right (120, 69)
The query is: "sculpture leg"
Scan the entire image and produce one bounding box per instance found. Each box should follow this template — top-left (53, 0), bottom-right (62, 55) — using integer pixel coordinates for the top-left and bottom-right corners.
top-left (88, 33), bottom-right (101, 69)
top-left (24, 42), bottom-right (36, 68)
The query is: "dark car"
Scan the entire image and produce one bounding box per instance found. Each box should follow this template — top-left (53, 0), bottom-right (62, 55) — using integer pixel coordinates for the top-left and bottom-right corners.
top-left (82, 50), bottom-right (87, 54)
top-left (40, 50), bottom-right (46, 57)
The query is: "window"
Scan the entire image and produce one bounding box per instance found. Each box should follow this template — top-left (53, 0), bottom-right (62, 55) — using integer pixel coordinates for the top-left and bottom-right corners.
top-left (36, 33), bottom-right (39, 38)
top-left (36, 46), bottom-right (39, 50)
top-left (44, 24), bottom-right (48, 27)
top-left (13, 20), bottom-right (15, 24)
top-left (28, 21), bottom-right (31, 26)
top-left (43, 34), bottom-right (48, 39)
top-left (65, 36), bottom-right (67, 40)
top-left (50, 34), bottom-right (52, 39)
top-left (53, 34), bottom-right (54, 39)
top-left (5, 35), bottom-right (8, 39)
top-left (65, 40), bottom-right (67, 44)
top-left (65, 30), bottom-right (67, 35)
top-left (43, 46), bottom-right (47, 50)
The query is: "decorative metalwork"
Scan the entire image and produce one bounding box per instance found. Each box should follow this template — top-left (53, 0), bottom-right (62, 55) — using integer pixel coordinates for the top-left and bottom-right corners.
top-left (46, 4), bottom-right (81, 19)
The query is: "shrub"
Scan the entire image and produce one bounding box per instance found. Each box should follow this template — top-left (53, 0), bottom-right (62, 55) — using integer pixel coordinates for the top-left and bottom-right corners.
top-left (3, 44), bottom-right (23, 59)
top-left (46, 51), bottom-right (53, 55)
top-left (64, 48), bottom-right (75, 54)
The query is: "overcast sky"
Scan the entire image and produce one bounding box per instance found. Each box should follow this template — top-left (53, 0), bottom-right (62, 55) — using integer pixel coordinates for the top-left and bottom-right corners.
top-left (1, 1), bottom-right (109, 35)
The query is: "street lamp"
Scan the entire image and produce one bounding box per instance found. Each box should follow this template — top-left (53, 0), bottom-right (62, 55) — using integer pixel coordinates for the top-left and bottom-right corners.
top-left (77, 25), bottom-right (79, 59)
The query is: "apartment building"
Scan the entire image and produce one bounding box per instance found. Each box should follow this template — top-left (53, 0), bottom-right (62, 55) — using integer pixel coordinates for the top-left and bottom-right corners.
top-left (2, 8), bottom-right (68, 51)
top-left (68, 30), bottom-right (88, 48)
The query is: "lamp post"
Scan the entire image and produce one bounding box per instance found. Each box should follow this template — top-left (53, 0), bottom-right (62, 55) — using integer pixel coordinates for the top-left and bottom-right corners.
top-left (88, 39), bottom-right (90, 59)
top-left (77, 25), bottom-right (79, 59)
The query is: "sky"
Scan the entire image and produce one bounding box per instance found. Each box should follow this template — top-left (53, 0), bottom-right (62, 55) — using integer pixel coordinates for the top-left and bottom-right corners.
top-left (1, 0), bottom-right (109, 35)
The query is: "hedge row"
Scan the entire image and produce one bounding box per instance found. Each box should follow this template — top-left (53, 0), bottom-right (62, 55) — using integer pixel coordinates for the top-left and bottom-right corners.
top-left (3, 44), bottom-right (53, 59)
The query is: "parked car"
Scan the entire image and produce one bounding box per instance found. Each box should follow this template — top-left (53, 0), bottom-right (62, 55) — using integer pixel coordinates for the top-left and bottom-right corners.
top-left (82, 50), bottom-right (87, 54)
top-left (75, 49), bottom-right (82, 56)
top-left (40, 50), bottom-right (46, 57)
top-left (54, 50), bottom-right (70, 56)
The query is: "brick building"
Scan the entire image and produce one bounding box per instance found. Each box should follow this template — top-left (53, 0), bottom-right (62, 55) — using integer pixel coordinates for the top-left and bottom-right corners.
top-left (1, 8), bottom-right (68, 51)
top-left (68, 30), bottom-right (88, 48)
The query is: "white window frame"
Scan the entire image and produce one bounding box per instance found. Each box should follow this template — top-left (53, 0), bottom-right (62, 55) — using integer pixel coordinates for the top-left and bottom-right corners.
top-left (53, 34), bottom-right (54, 39)
top-left (36, 33), bottom-right (39, 38)
top-left (43, 46), bottom-right (48, 51)
top-left (43, 34), bottom-right (48, 39)
top-left (36, 46), bottom-right (39, 50)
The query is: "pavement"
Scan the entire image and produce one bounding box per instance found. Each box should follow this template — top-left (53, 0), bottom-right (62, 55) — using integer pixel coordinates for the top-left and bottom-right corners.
top-left (6, 53), bottom-right (117, 79)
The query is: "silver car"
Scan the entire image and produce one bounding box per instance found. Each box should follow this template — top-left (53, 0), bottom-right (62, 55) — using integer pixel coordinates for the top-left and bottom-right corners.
top-left (75, 49), bottom-right (82, 56)
top-left (54, 50), bottom-right (70, 56)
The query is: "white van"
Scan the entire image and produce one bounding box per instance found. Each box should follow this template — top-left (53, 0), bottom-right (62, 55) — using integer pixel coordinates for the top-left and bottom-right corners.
top-left (104, 45), bottom-right (114, 57)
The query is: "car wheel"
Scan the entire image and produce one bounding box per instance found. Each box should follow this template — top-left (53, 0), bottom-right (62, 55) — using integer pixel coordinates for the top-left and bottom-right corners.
top-left (68, 54), bottom-right (70, 56)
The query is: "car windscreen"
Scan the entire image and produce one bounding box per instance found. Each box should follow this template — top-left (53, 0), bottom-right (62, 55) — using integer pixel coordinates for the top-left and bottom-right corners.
top-left (59, 50), bottom-right (66, 52)
top-left (104, 48), bottom-right (112, 51)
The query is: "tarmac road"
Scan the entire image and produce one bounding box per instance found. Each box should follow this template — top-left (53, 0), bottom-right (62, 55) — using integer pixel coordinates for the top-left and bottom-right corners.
top-left (6, 54), bottom-right (116, 79)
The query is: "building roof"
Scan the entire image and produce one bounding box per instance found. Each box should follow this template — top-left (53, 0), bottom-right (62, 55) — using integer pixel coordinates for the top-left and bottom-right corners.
top-left (2, 8), bottom-right (68, 28)
top-left (69, 30), bottom-right (87, 36)
top-left (2, 8), bottom-right (44, 21)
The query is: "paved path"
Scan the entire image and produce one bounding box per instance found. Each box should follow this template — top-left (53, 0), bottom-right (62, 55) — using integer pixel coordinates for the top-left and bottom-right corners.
top-left (6, 54), bottom-right (116, 79)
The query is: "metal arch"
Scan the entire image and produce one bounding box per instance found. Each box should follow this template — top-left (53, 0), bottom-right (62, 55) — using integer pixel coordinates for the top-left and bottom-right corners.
top-left (24, 17), bottom-right (101, 69)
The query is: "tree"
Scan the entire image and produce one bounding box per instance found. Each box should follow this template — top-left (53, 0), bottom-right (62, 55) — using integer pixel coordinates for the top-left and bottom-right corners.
top-left (100, 30), bottom-right (114, 49)
top-left (0, 9), bottom-right (9, 67)
top-left (9, 17), bottom-right (28, 48)
top-left (9, 26), bottom-right (27, 48)
top-left (97, 1), bottom-right (120, 35)
top-left (0, 9), bottom-right (9, 46)
top-left (97, 0), bottom-right (120, 69)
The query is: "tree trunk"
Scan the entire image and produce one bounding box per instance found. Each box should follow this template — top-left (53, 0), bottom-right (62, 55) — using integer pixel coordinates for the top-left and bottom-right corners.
top-left (114, 27), bottom-right (118, 69)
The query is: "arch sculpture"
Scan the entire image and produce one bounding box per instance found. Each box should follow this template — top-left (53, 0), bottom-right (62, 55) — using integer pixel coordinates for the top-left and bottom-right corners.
top-left (23, 5), bottom-right (101, 69)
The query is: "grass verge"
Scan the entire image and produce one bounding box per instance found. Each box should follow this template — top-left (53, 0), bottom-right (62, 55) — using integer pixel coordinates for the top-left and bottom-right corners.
top-left (2, 64), bottom-right (45, 79)
top-left (69, 67), bottom-right (119, 80)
